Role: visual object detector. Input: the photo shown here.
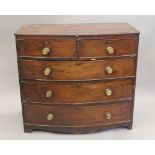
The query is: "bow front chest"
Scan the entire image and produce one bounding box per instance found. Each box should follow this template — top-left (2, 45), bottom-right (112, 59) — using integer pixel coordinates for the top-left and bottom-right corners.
top-left (15, 23), bottom-right (139, 133)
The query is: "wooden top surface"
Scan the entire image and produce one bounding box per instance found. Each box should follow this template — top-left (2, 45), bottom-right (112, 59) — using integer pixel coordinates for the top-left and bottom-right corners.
top-left (15, 23), bottom-right (139, 36)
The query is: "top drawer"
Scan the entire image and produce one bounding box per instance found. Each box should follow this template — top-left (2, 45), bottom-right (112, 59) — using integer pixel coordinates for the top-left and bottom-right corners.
top-left (16, 37), bottom-right (76, 58)
top-left (79, 37), bottom-right (137, 58)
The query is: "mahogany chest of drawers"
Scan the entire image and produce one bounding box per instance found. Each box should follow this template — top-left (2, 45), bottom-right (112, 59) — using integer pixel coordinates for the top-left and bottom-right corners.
top-left (15, 23), bottom-right (139, 134)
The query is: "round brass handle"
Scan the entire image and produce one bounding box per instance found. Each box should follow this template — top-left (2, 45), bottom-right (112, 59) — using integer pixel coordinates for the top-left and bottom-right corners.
top-left (105, 66), bottom-right (113, 74)
top-left (106, 46), bottom-right (114, 54)
top-left (44, 67), bottom-right (51, 76)
top-left (45, 90), bottom-right (53, 98)
top-left (104, 112), bottom-right (112, 120)
top-left (46, 113), bottom-right (54, 121)
top-left (42, 47), bottom-right (50, 55)
top-left (105, 88), bottom-right (112, 96)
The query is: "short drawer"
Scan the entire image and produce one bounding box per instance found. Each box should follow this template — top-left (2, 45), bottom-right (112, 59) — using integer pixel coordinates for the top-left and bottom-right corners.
top-left (16, 37), bottom-right (76, 58)
top-left (21, 80), bottom-right (134, 104)
top-left (19, 58), bottom-right (136, 80)
top-left (80, 37), bottom-right (137, 57)
top-left (23, 101), bottom-right (132, 126)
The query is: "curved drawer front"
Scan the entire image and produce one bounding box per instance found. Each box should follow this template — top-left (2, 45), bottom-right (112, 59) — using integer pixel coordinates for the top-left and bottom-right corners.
top-left (21, 80), bottom-right (134, 104)
top-left (80, 37), bottom-right (137, 57)
top-left (17, 38), bottom-right (76, 58)
top-left (19, 59), bottom-right (136, 80)
top-left (24, 101), bottom-right (132, 126)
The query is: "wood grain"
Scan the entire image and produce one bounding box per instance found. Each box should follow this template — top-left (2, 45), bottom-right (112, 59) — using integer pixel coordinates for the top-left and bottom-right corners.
top-left (15, 23), bottom-right (139, 133)
top-left (23, 101), bottom-right (132, 126)
top-left (17, 37), bottom-right (76, 57)
top-left (15, 23), bottom-right (139, 36)
top-left (19, 58), bottom-right (136, 80)
top-left (21, 80), bottom-right (134, 104)
top-left (80, 37), bottom-right (137, 57)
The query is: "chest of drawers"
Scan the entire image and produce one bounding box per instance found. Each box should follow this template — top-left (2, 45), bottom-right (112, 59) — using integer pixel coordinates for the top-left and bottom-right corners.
top-left (15, 23), bottom-right (139, 133)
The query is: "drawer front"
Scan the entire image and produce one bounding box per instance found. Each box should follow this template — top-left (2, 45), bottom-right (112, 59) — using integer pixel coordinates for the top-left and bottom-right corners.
top-left (17, 38), bottom-right (76, 57)
top-left (19, 59), bottom-right (136, 80)
top-left (21, 80), bottom-right (134, 104)
top-left (23, 101), bottom-right (132, 126)
top-left (80, 37), bottom-right (137, 57)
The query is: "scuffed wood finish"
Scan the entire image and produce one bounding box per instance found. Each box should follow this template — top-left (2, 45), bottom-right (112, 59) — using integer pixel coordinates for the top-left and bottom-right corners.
top-left (19, 58), bottom-right (136, 80)
top-left (15, 23), bottom-right (139, 133)
top-left (15, 23), bottom-right (139, 36)
top-left (80, 37), bottom-right (137, 57)
top-left (21, 80), bottom-right (134, 104)
top-left (23, 101), bottom-right (132, 127)
top-left (17, 37), bottom-right (76, 58)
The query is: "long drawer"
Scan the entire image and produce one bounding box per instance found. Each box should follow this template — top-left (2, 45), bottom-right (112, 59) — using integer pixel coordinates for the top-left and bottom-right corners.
top-left (23, 101), bottom-right (132, 127)
top-left (19, 58), bottom-right (136, 80)
top-left (21, 80), bottom-right (134, 104)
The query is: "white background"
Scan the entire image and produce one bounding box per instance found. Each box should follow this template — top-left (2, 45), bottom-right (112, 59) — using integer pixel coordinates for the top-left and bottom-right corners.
top-left (0, 15), bottom-right (155, 139)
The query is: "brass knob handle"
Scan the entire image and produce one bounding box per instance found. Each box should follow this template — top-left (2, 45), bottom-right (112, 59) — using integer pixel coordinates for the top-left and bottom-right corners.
top-left (104, 112), bottom-right (112, 120)
top-left (46, 113), bottom-right (54, 121)
top-left (106, 46), bottom-right (114, 54)
top-left (105, 66), bottom-right (113, 74)
top-left (105, 88), bottom-right (112, 96)
top-left (44, 67), bottom-right (51, 76)
top-left (42, 47), bottom-right (50, 55)
top-left (45, 90), bottom-right (53, 98)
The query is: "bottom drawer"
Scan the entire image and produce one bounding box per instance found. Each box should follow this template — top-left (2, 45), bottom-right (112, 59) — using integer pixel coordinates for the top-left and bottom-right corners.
top-left (23, 101), bottom-right (132, 127)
